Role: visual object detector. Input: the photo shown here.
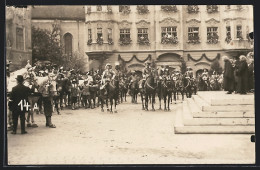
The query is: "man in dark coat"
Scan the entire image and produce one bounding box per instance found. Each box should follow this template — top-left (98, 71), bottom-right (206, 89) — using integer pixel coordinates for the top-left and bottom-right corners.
top-left (247, 58), bottom-right (254, 92)
top-left (223, 56), bottom-right (235, 94)
top-left (237, 55), bottom-right (249, 94)
top-left (9, 75), bottom-right (31, 134)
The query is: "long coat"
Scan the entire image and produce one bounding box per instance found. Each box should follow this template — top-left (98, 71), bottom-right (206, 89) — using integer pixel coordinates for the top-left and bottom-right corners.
top-left (237, 60), bottom-right (249, 93)
top-left (9, 83), bottom-right (31, 112)
top-left (247, 62), bottom-right (254, 91)
top-left (223, 60), bottom-right (235, 92)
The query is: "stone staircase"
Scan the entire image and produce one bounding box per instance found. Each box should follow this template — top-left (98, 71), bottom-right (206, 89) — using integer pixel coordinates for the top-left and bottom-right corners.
top-left (174, 91), bottom-right (255, 134)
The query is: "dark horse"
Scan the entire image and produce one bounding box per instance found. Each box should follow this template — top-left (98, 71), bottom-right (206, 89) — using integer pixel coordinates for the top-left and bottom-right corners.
top-left (119, 78), bottom-right (128, 103)
top-left (101, 79), bottom-right (119, 113)
top-left (129, 79), bottom-right (139, 104)
top-left (173, 76), bottom-right (185, 103)
top-left (144, 73), bottom-right (157, 111)
top-left (158, 77), bottom-right (173, 111)
top-left (183, 77), bottom-right (192, 98)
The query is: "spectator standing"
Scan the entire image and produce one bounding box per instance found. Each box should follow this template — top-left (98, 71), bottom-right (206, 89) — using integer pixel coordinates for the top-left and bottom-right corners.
top-left (9, 75), bottom-right (31, 134)
top-left (223, 56), bottom-right (235, 94)
top-left (247, 58), bottom-right (254, 92)
top-left (237, 55), bottom-right (249, 94)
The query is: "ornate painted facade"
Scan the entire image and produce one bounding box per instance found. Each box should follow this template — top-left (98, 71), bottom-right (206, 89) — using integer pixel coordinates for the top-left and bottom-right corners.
top-left (85, 5), bottom-right (253, 76)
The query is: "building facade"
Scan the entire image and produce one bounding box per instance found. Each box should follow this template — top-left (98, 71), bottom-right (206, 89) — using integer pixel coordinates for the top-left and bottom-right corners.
top-left (6, 6), bottom-right (32, 71)
top-left (85, 5), bottom-right (253, 76)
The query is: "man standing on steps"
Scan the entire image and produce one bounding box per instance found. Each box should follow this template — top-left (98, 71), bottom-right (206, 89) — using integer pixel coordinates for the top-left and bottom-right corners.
top-left (9, 75), bottom-right (31, 134)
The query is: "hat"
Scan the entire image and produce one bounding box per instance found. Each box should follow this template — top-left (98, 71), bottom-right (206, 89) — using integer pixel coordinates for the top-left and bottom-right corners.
top-left (16, 75), bottom-right (24, 82)
top-left (105, 63), bottom-right (111, 68)
top-left (115, 61), bottom-right (120, 66)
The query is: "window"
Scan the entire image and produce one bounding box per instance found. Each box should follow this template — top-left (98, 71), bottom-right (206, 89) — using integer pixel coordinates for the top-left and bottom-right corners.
top-left (97, 5), bottom-right (102, 11)
top-left (16, 28), bottom-right (24, 50)
top-left (97, 28), bottom-right (103, 39)
top-left (120, 29), bottom-right (130, 39)
top-left (119, 5), bottom-right (130, 13)
top-left (64, 33), bottom-right (72, 56)
top-left (236, 25), bottom-right (243, 39)
top-left (207, 27), bottom-right (218, 39)
top-left (226, 26), bottom-right (231, 37)
top-left (108, 28), bottom-right (112, 39)
top-left (88, 29), bottom-right (92, 40)
top-left (161, 27), bottom-right (177, 38)
top-left (188, 27), bottom-right (199, 40)
top-left (138, 28), bottom-right (148, 38)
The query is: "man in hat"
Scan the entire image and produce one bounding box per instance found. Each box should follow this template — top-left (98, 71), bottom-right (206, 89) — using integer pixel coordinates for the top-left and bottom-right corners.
top-left (9, 75), bottom-right (31, 134)
top-left (113, 62), bottom-right (122, 81)
top-left (185, 67), bottom-right (194, 78)
top-left (82, 79), bottom-right (90, 108)
top-left (159, 64), bottom-right (170, 81)
top-left (101, 63), bottom-right (115, 86)
top-left (71, 79), bottom-right (78, 110)
top-left (142, 60), bottom-right (152, 80)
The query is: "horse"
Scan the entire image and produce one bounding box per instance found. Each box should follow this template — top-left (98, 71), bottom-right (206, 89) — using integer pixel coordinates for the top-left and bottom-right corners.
top-left (119, 78), bottom-right (128, 103)
top-left (129, 78), bottom-right (139, 104)
top-left (183, 77), bottom-right (192, 98)
top-left (144, 73), bottom-right (157, 111)
top-left (138, 79), bottom-right (145, 110)
top-left (190, 78), bottom-right (197, 95)
top-left (173, 76), bottom-right (185, 103)
top-left (160, 76), bottom-right (174, 111)
top-left (99, 78), bottom-right (119, 113)
top-left (89, 83), bottom-right (99, 109)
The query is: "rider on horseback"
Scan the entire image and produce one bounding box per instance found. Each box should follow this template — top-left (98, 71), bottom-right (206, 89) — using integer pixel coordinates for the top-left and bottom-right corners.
top-left (159, 64), bottom-right (170, 82)
top-left (142, 60), bottom-right (156, 88)
top-left (101, 63), bottom-right (115, 95)
top-left (184, 67), bottom-right (194, 78)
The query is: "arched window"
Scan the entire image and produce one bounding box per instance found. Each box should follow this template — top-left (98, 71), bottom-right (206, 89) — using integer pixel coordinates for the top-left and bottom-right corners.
top-left (64, 33), bottom-right (72, 56)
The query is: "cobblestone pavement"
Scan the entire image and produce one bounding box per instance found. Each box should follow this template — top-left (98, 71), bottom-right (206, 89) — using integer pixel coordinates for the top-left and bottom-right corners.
top-left (7, 96), bottom-right (255, 165)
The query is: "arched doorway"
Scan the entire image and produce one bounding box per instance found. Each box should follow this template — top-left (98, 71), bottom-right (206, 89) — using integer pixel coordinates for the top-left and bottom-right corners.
top-left (64, 33), bottom-right (73, 56)
top-left (196, 69), bottom-right (203, 77)
top-left (156, 53), bottom-right (182, 70)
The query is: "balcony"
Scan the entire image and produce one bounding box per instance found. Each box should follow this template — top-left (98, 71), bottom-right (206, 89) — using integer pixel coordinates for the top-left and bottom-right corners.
top-left (223, 39), bottom-right (251, 50)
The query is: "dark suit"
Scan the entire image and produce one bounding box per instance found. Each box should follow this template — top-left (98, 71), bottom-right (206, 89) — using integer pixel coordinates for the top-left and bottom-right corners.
top-left (9, 83), bottom-right (31, 133)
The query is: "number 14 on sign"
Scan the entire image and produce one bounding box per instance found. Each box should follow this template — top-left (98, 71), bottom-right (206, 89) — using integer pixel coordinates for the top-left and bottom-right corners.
top-left (18, 100), bottom-right (38, 111)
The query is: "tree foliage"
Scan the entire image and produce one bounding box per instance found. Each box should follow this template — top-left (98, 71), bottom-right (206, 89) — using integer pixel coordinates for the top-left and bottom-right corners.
top-left (32, 26), bottom-right (63, 64)
top-left (209, 59), bottom-right (223, 75)
top-left (32, 25), bottom-right (87, 72)
top-left (180, 57), bottom-right (187, 74)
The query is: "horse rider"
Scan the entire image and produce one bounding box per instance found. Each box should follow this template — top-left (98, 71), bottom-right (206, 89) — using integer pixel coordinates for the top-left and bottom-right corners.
top-left (142, 60), bottom-right (156, 88)
top-left (100, 63), bottom-right (115, 97)
top-left (113, 62), bottom-right (122, 81)
top-left (101, 63), bottom-right (115, 87)
top-left (185, 67), bottom-right (194, 78)
top-left (159, 64), bottom-right (170, 82)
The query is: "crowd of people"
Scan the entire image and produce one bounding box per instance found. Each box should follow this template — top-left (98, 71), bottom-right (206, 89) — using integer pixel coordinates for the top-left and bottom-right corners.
top-left (223, 54), bottom-right (254, 94)
top-left (6, 52), bottom-right (254, 134)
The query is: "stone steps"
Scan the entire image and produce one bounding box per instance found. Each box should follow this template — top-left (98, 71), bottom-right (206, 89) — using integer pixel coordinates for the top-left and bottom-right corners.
top-left (174, 92), bottom-right (255, 134)
top-left (174, 126), bottom-right (255, 134)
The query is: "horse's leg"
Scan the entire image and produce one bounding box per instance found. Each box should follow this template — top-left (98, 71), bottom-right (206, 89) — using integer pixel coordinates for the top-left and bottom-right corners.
top-left (152, 93), bottom-right (155, 111)
top-left (174, 92), bottom-right (177, 104)
top-left (141, 93), bottom-right (145, 110)
top-left (106, 99), bottom-right (109, 112)
top-left (164, 95), bottom-right (167, 111)
top-left (168, 94), bottom-right (171, 111)
top-left (110, 98), bottom-right (113, 113)
top-left (158, 93), bottom-right (162, 110)
top-left (114, 98), bottom-right (117, 113)
top-left (145, 94), bottom-right (148, 111)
